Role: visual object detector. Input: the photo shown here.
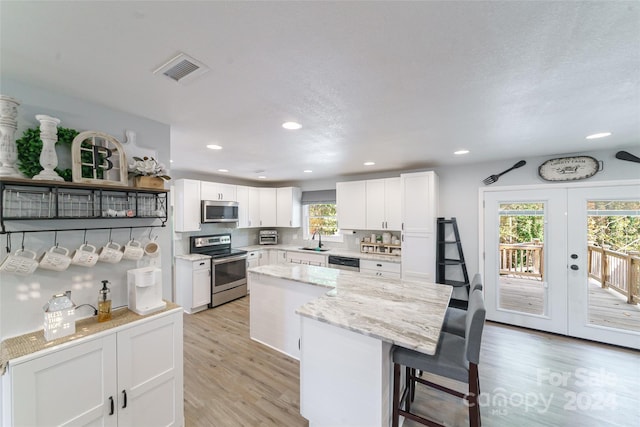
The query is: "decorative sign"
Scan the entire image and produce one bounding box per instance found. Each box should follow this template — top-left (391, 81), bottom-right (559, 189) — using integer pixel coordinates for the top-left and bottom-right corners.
top-left (538, 156), bottom-right (600, 182)
top-left (71, 131), bottom-right (128, 186)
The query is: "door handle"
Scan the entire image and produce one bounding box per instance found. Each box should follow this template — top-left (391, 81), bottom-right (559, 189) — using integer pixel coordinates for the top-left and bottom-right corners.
top-left (122, 390), bottom-right (127, 408)
top-left (109, 396), bottom-right (114, 415)
top-left (570, 265), bottom-right (579, 270)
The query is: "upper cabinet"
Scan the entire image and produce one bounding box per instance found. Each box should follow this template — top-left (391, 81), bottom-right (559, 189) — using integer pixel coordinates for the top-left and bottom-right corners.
top-left (237, 186), bottom-right (262, 228)
top-left (175, 180), bottom-right (300, 230)
top-left (174, 179), bottom-right (201, 232)
top-left (276, 187), bottom-right (302, 228)
top-left (259, 188), bottom-right (277, 227)
top-left (365, 177), bottom-right (401, 231)
top-left (400, 171), bottom-right (438, 234)
top-left (200, 181), bottom-right (236, 202)
top-left (336, 180), bottom-right (366, 230)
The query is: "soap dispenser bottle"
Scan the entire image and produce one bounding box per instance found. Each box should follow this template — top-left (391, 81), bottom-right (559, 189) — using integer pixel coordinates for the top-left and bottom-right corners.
top-left (98, 280), bottom-right (112, 322)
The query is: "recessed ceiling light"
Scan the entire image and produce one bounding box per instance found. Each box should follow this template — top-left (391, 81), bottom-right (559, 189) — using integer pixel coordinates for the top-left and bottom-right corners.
top-left (304, 170), bottom-right (312, 173)
top-left (207, 144), bottom-right (223, 150)
top-left (586, 132), bottom-right (612, 140)
top-left (282, 121), bottom-right (302, 130)
top-left (218, 169), bottom-right (229, 173)
top-left (454, 150), bottom-right (469, 155)
top-left (364, 162), bottom-right (375, 166)
top-left (258, 175), bottom-right (267, 179)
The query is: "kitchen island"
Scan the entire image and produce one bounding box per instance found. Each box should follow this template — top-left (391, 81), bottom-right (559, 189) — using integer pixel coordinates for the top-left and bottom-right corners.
top-left (248, 264), bottom-right (452, 427)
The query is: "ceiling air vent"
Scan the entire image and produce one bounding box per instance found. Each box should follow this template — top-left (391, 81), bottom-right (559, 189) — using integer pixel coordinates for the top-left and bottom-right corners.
top-left (153, 53), bottom-right (210, 84)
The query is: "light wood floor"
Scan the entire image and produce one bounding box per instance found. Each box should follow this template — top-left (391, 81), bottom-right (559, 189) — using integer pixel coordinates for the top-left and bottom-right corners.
top-left (183, 296), bottom-right (639, 427)
top-left (499, 276), bottom-right (640, 332)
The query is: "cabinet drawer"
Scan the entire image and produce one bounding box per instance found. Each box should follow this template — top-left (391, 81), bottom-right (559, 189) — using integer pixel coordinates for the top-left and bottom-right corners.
top-left (360, 259), bottom-right (401, 274)
top-left (192, 259), bottom-right (210, 270)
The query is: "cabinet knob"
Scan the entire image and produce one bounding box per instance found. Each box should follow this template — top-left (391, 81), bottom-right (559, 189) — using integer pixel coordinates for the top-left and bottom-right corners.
top-left (122, 390), bottom-right (127, 408)
top-left (109, 396), bottom-right (114, 415)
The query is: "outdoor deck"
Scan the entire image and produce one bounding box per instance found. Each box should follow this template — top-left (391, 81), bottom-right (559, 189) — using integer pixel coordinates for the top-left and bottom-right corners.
top-left (499, 276), bottom-right (640, 332)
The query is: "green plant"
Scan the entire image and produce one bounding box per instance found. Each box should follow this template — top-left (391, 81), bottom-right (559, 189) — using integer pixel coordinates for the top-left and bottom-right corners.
top-left (16, 126), bottom-right (79, 181)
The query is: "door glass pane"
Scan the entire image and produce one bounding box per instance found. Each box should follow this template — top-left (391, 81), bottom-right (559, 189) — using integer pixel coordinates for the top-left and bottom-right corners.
top-left (498, 202), bottom-right (545, 315)
top-left (586, 200), bottom-right (640, 332)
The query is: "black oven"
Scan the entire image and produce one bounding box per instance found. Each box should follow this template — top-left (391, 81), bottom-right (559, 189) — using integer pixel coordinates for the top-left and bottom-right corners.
top-left (190, 234), bottom-right (247, 307)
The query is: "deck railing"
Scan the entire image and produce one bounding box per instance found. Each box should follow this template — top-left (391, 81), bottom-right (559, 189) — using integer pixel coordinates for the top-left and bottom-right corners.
top-left (588, 245), bottom-right (640, 304)
top-left (499, 243), bottom-right (544, 279)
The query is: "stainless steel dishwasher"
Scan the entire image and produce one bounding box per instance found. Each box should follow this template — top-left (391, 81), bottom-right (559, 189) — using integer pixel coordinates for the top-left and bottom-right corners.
top-left (327, 255), bottom-right (360, 272)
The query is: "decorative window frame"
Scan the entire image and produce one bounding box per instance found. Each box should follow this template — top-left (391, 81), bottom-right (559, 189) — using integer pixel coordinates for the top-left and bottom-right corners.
top-left (71, 131), bottom-right (128, 186)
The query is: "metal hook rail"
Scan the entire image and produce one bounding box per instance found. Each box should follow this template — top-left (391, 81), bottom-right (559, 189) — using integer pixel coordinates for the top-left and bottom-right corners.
top-left (0, 223), bottom-right (166, 237)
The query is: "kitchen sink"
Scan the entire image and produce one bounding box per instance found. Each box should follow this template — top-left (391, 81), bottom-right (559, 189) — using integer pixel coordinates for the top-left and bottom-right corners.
top-left (299, 247), bottom-right (330, 252)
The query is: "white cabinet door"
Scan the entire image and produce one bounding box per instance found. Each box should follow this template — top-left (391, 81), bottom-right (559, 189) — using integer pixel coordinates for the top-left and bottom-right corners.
top-left (276, 187), bottom-right (302, 227)
top-left (384, 177), bottom-right (402, 231)
top-left (269, 250), bottom-right (287, 265)
top-left (117, 312), bottom-right (183, 427)
top-left (400, 171), bottom-right (437, 233)
top-left (174, 179), bottom-right (201, 232)
top-left (192, 264), bottom-right (211, 308)
top-left (366, 179), bottom-right (386, 230)
top-left (176, 258), bottom-right (211, 314)
top-left (259, 188), bottom-right (277, 227)
top-left (10, 335), bottom-right (117, 427)
top-left (248, 187), bottom-right (261, 228)
top-left (236, 185), bottom-right (250, 228)
top-left (201, 181), bottom-right (237, 201)
top-left (400, 171), bottom-right (438, 282)
top-left (336, 180), bottom-right (366, 230)
top-left (367, 178), bottom-right (401, 231)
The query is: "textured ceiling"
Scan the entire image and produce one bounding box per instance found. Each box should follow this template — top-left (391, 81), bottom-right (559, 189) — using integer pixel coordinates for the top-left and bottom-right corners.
top-left (1, 1), bottom-right (638, 182)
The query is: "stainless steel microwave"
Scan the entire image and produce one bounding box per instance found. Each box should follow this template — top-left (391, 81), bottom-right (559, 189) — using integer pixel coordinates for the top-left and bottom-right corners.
top-left (201, 200), bottom-right (239, 223)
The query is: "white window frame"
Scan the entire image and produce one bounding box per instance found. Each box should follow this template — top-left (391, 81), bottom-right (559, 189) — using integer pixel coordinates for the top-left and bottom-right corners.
top-left (302, 203), bottom-right (343, 243)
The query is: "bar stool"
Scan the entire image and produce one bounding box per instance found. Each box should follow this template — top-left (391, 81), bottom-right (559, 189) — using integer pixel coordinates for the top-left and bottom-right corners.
top-left (391, 290), bottom-right (486, 427)
top-left (442, 274), bottom-right (483, 337)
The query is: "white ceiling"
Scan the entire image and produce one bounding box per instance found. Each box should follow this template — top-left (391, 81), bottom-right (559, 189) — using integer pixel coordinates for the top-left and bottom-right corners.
top-left (1, 1), bottom-right (638, 183)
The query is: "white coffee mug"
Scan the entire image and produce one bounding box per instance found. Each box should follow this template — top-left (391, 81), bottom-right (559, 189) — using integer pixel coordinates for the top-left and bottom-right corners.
top-left (39, 245), bottom-right (72, 271)
top-left (99, 241), bottom-right (123, 264)
top-left (144, 241), bottom-right (160, 258)
top-left (72, 243), bottom-right (100, 267)
top-left (122, 239), bottom-right (144, 261)
top-left (0, 249), bottom-right (40, 275)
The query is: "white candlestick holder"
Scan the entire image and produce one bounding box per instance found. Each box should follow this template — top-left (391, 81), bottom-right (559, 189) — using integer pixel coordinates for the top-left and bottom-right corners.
top-left (0, 95), bottom-right (23, 178)
top-left (33, 114), bottom-right (64, 181)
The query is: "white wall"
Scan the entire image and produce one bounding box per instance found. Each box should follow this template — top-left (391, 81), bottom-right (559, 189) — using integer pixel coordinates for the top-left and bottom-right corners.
top-left (0, 79), bottom-right (172, 339)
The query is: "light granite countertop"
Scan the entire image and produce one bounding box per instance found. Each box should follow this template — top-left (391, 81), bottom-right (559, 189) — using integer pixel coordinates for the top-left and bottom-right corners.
top-left (248, 264), bottom-right (452, 355)
top-left (174, 253), bottom-right (211, 261)
top-left (1, 301), bottom-right (181, 374)
top-left (238, 244), bottom-right (401, 263)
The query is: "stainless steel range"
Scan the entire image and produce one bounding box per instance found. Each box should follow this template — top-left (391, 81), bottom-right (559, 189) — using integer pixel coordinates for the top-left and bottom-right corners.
top-left (190, 234), bottom-right (248, 307)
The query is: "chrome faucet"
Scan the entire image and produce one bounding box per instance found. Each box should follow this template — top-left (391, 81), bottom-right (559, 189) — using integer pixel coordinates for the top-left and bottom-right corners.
top-left (312, 229), bottom-right (323, 248)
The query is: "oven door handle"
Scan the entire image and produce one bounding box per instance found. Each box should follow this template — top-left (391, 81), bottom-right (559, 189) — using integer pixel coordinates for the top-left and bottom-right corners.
top-left (212, 255), bottom-right (248, 265)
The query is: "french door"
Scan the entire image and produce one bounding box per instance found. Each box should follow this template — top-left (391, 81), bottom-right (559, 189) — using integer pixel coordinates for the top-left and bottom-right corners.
top-left (483, 182), bottom-right (640, 349)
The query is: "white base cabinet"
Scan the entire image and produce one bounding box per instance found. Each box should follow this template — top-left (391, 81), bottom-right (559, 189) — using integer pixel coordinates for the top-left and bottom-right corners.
top-left (2, 311), bottom-right (184, 427)
top-left (175, 258), bottom-right (211, 313)
top-left (269, 250), bottom-right (288, 265)
top-left (286, 251), bottom-right (326, 267)
top-left (360, 259), bottom-right (401, 279)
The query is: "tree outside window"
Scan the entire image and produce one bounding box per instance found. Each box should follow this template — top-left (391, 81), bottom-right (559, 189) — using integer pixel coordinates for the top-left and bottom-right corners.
top-left (304, 203), bottom-right (340, 240)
